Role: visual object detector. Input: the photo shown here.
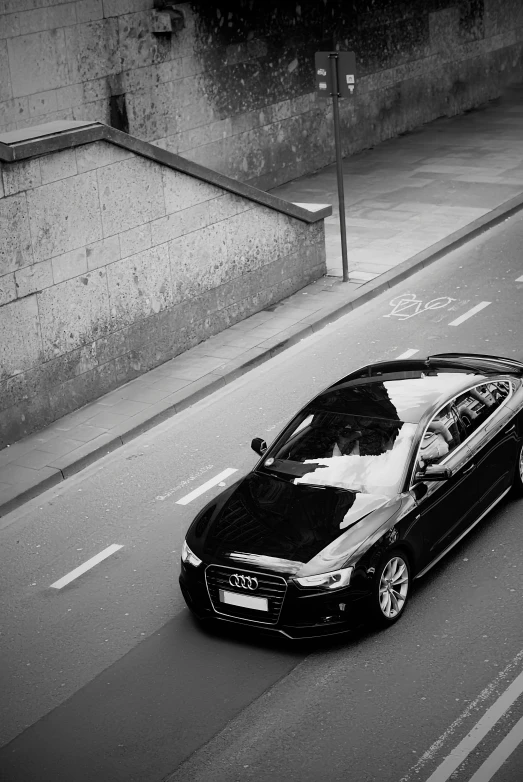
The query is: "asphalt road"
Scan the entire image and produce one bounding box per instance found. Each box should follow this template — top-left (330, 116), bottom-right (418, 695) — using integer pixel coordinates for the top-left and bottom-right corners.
top-left (1, 212), bottom-right (523, 782)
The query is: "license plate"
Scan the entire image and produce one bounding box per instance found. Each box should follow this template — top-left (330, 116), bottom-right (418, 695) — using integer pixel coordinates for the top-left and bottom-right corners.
top-left (219, 589), bottom-right (269, 611)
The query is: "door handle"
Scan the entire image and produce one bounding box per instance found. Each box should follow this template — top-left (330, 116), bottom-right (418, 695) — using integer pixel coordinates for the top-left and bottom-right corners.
top-left (462, 463), bottom-right (475, 475)
top-left (505, 424), bottom-right (516, 433)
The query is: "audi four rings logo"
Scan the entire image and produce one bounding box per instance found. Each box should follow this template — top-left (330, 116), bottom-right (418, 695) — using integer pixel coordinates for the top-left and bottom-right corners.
top-left (229, 573), bottom-right (259, 591)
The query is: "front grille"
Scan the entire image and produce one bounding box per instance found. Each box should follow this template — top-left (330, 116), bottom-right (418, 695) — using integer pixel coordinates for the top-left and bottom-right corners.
top-left (205, 565), bottom-right (287, 625)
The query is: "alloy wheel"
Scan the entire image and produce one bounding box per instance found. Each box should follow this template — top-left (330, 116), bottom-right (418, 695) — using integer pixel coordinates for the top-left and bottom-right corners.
top-left (378, 556), bottom-right (409, 619)
top-left (514, 442), bottom-right (523, 496)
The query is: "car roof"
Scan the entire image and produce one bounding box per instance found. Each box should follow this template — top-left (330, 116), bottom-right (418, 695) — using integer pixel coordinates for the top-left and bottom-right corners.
top-left (309, 354), bottom-right (521, 424)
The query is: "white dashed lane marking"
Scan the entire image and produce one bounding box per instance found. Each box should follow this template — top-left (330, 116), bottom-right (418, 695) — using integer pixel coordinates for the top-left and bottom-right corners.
top-left (50, 544), bottom-right (123, 589)
top-left (176, 468), bottom-right (238, 506)
top-left (155, 463), bottom-right (214, 502)
top-left (396, 349), bottom-right (419, 359)
top-left (448, 301), bottom-right (491, 326)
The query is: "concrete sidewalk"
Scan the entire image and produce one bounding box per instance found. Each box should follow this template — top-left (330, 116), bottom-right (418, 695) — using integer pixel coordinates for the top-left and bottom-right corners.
top-left (2, 83), bottom-right (523, 516)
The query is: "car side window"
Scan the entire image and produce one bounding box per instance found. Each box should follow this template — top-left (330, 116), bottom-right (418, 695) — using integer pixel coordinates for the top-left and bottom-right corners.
top-left (454, 381), bottom-right (511, 436)
top-left (418, 403), bottom-right (462, 467)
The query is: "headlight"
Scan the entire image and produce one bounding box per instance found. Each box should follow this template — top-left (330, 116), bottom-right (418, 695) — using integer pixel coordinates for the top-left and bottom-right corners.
top-left (181, 540), bottom-right (202, 568)
top-left (294, 566), bottom-right (353, 590)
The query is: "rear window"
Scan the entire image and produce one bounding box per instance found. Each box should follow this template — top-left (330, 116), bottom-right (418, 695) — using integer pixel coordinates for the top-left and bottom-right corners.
top-left (455, 381), bottom-right (512, 434)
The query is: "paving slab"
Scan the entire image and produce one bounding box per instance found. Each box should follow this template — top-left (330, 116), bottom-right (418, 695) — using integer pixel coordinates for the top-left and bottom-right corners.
top-left (2, 84), bottom-right (523, 516)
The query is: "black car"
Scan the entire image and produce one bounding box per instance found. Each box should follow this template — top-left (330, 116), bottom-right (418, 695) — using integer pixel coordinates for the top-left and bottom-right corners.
top-left (179, 353), bottom-right (523, 639)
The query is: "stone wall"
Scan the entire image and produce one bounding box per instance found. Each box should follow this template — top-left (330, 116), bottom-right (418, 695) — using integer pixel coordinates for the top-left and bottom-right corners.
top-left (0, 123), bottom-right (327, 446)
top-left (1, 1), bottom-right (522, 189)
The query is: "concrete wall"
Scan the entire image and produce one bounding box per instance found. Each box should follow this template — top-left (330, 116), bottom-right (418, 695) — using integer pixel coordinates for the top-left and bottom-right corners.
top-left (0, 125), bottom-right (326, 446)
top-left (1, 1), bottom-right (523, 189)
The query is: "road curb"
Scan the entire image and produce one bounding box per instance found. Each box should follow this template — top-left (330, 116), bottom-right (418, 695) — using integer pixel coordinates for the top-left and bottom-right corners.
top-left (3, 192), bottom-right (523, 517)
top-left (0, 470), bottom-right (64, 520)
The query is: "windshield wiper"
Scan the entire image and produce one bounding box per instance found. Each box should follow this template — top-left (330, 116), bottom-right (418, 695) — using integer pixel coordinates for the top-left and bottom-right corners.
top-left (263, 460), bottom-right (327, 477)
top-left (293, 482), bottom-right (361, 494)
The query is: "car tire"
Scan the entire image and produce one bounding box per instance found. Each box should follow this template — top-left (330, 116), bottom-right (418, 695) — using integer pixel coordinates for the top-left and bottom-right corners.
top-left (512, 441), bottom-right (523, 496)
top-left (371, 550), bottom-right (411, 628)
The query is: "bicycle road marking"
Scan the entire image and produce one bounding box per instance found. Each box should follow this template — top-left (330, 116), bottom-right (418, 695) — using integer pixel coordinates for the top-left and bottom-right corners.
top-left (384, 293), bottom-right (456, 320)
top-left (448, 301), bottom-right (491, 327)
top-left (50, 544), bottom-right (123, 589)
top-left (176, 468), bottom-right (238, 505)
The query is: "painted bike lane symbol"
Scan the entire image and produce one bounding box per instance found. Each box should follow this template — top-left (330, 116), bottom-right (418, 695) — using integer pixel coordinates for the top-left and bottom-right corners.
top-left (384, 293), bottom-right (456, 320)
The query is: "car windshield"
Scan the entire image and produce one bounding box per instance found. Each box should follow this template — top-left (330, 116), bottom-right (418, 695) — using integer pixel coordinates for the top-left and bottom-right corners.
top-left (262, 410), bottom-right (417, 496)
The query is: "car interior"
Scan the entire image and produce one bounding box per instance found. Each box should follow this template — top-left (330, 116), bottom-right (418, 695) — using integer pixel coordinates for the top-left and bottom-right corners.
top-left (274, 412), bottom-right (401, 463)
top-left (419, 381), bottom-right (512, 466)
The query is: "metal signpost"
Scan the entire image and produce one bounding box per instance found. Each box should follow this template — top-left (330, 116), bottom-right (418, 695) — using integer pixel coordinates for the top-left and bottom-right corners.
top-left (315, 51), bottom-right (356, 282)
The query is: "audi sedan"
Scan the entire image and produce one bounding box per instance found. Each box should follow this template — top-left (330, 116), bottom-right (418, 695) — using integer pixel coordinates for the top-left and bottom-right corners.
top-left (179, 353), bottom-right (523, 639)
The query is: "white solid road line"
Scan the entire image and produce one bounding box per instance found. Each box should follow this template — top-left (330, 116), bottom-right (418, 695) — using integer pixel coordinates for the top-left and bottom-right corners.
top-left (400, 651), bottom-right (523, 782)
top-left (50, 544), bottom-right (123, 589)
top-left (176, 468), bottom-right (238, 506)
top-left (424, 667), bottom-right (523, 782)
top-left (396, 349), bottom-right (419, 359)
top-left (467, 713), bottom-right (523, 782)
top-left (448, 301), bottom-right (491, 327)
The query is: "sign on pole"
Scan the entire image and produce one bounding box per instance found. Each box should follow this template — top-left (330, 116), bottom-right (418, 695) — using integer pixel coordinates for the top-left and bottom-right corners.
top-left (315, 51), bottom-right (356, 97)
top-left (315, 51), bottom-right (357, 282)
top-left (314, 52), bottom-right (334, 95)
top-left (335, 51), bottom-right (356, 97)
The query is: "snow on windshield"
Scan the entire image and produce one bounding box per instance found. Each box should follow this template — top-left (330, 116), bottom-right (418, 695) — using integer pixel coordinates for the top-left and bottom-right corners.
top-left (294, 423), bottom-right (416, 495)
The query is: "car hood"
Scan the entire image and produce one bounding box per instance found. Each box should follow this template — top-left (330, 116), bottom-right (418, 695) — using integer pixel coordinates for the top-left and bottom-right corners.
top-left (189, 471), bottom-right (396, 573)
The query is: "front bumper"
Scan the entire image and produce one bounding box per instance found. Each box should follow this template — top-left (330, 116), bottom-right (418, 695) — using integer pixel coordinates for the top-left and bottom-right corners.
top-left (179, 561), bottom-right (371, 640)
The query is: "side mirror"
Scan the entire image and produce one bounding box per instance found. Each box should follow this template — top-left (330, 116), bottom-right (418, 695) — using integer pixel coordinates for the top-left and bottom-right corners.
top-left (415, 465), bottom-right (452, 482)
top-left (251, 437), bottom-right (267, 456)
top-left (412, 482), bottom-right (428, 501)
